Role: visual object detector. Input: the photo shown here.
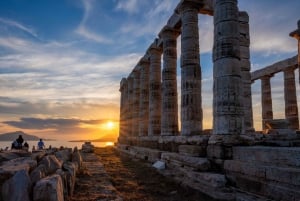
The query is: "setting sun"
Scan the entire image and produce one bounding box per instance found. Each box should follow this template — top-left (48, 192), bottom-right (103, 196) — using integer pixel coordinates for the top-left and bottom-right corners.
top-left (105, 121), bottom-right (115, 130)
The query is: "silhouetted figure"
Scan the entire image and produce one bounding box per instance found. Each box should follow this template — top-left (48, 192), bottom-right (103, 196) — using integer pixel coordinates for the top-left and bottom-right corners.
top-left (38, 139), bottom-right (45, 150)
top-left (24, 141), bottom-right (29, 151)
top-left (16, 135), bottom-right (24, 149)
top-left (32, 145), bottom-right (36, 151)
top-left (11, 140), bottom-right (18, 149)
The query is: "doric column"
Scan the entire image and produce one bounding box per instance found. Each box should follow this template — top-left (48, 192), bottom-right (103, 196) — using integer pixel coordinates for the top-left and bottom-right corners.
top-left (212, 0), bottom-right (243, 135)
top-left (261, 75), bottom-right (273, 130)
top-left (148, 42), bottom-right (162, 136)
top-left (132, 68), bottom-right (140, 136)
top-left (239, 11), bottom-right (254, 133)
top-left (177, 1), bottom-right (202, 135)
top-left (126, 76), bottom-right (134, 136)
top-left (284, 68), bottom-right (299, 130)
top-left (119, 78), bottom-right (128, 138)
top-left (159, 26), bottom-right (180, 136)
top-left (139, 58), bottom-right (150, 136)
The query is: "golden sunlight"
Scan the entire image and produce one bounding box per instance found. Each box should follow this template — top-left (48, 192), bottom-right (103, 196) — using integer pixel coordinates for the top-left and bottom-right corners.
top-left (105, 142), bottom-right (114, 146)
top-left (105, 121), bottom-right (115, 130)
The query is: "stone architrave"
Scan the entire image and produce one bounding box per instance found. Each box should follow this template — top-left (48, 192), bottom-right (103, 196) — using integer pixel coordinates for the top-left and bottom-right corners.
top-left (132, 68), bottom-right (141, 136)
top-left (159, 26), bottom-right (180, 136)
top-left (239, 11), bottom-right (254, 133)
top-left (126, 76), bottom-right (134, 136)
top-left (139, 58), bottom-right (150, 136)
top-left (148, 41), bottom-right (162, 136)
top-left (119, 78), bottom-right (128, 138)
top-left (261, 75), bottom-right (273, 130)
top-left (212, 0), bottom-right (244, 135)
top-left (283, 67), bottom-right (299, 129)
top-left (177, 1), bottom-right (203, 135)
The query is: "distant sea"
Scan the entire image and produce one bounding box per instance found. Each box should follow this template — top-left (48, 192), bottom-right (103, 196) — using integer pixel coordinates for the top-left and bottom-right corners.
top-left (0, 140), bottom-right (115, 151)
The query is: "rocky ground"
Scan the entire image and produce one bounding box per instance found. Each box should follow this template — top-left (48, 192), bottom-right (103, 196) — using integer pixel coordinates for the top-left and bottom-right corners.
top-left (72, 146), bottom-right (205, 201)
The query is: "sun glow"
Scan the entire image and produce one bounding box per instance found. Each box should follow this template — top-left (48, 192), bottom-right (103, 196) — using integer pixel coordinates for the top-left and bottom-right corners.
top-left (105, 142), bottom-right (114, 146)
top-left (105, 121), bottom-right (115, 130)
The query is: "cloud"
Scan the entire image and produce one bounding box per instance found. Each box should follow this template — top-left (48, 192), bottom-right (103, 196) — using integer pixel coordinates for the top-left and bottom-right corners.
top-left (75, 0), bottom-right (112, 43)
top-left (2, 117), bottom-right (107, 130)
top-left (115, 0), bottom-right (141, 14)
top-left (0, 18), bottom-right (37, 37)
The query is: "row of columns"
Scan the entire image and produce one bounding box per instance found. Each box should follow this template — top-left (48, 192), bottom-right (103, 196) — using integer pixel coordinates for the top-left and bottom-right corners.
top-left (120, 0), bottom-right (285, 139)
top-left (259, 66), bottom-right (299, 130)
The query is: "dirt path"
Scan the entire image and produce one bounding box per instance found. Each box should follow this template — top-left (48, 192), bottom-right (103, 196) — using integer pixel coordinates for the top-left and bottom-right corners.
top-left (71, 152), bottom-right (122, 201)
top-left (95, 147), bottom-right (202, 201)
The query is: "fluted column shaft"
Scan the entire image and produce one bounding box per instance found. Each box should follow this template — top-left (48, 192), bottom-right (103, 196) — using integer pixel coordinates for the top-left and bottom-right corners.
top-left (127, 76), bottom-right (134, 136)
top-left (160, 27), bottom-right (180, 136)
top-left (148, 45), bottom-right (162, 136)
top-left (132, 69), bottom-right (140, 136)
top-left (284, 68), bottom-right (299, 129)
top-left (179, 2), bottom-right (202, 135)
top-left (139, 59), bottom-right (150, 136)
top-left (261, 75), bottom-right (273, 130)
top-left (239, 11), bottom-right (254, 133)
top-left (213, 0), bottom-right (244, 135)
top-left (119, 78), bottom-right (128, 138)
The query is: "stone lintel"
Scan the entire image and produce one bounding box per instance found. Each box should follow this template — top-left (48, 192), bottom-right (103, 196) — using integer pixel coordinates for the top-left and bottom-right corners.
top-left (158, 25), bottom-right (180, 39)
top-left (175, 0), bottom-right (213, 16)
top-left (251, 56), bottom-right (298, 81)
top-left (167, 13), bottom-right (181, 29)
top-left (146, 38), bottom-right (162, 55)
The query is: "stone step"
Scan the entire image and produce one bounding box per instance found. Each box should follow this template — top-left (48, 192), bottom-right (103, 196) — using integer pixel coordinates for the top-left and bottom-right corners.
top-left (232, 146), bottom-right (300, 167)
top-left (225, 160), bottom-right (300, 186)
top-left (161, 152), bottom-right (210, 171)
top-left (181, 171), bottom-right (235, 201)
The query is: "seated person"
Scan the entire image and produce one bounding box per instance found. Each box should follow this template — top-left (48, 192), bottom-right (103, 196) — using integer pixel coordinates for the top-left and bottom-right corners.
top-left (37, 139), bottom-right (45, 150)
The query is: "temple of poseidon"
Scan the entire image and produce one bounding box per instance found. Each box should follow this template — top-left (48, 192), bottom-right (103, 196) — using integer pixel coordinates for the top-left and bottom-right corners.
top-left (117, 0), bottom-right (300, 200)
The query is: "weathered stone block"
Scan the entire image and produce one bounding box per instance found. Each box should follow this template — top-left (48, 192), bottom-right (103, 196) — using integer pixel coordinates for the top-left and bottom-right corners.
top-left (161, 152), bottom-right (210, 171)
top-left (178, 145), bottom-right (206, 157)
top-left (207, 145), bottom-right (232, 159)
top-left (2, 169), bottom-right (31, 201)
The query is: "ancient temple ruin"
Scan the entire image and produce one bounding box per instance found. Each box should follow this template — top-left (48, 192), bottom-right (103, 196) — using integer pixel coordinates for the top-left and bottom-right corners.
top-left (117, 0), bottom-right (300, 200)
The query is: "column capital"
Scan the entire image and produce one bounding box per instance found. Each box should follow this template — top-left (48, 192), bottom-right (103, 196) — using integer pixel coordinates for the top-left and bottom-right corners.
top-left (119, 78), bottom-right (127, 91)
top-left (158, 26), bottom-right (180, 39)
top-left (290, 20), bottom-right (300, 40)
top-left (175, 0), bottom-right (203, 14)
top-left (138, 57), bottom-right (149, 66)
top-left (260, 74), bottom-right (274, 80)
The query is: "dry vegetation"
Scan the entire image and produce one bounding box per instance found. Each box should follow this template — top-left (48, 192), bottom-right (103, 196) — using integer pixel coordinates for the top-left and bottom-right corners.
top-left (95, 147), bottom-right (205, 201)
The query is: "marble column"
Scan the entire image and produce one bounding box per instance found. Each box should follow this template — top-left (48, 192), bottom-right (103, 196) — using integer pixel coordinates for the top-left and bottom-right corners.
top-left (127, 76), bottom-right (134, 136)
top-left (213, 0), bottom-right (244, 135)
top-left (239, 11), bottom-right (254, 133)
top-left (148, 42), bottom-right (162, 136)
top-left (178, 1), bottom-right (202, 135)
top-left (119, 78), bottom-right (128, 138)
top-left (139, 58), bottom-right (150, 136)
top-left (159, 26), bottom-right (180, 136)
top-left (132, 68), bottom-right (140, 136)
top-left (284, 67), bottom-right (299, 129)
top-left (261, 75), bottom-right (273, 130)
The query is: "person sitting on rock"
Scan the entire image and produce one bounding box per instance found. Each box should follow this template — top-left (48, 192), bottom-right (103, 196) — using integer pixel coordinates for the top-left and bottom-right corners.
top-left (16, 135), bottom-right (24, 149)
top-left (23, 141), bottom-right (29, 151)
top-left (38, 139), bottom-right (45, 150)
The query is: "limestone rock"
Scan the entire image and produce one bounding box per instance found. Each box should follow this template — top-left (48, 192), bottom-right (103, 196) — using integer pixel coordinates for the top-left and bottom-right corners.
top-left (62, 162), bottom-right (76, 196)
top-left (33, 174), bottom-right (64, 201)
top-left (152, 161), bottom-right (165, 170)
top-left (39, 155), bottom-right (62, 175)
top-left (2, 169), bottom-right (31, 201)
top-left (30, 164), bottom-right (47, 185)
top-left (0, 152), bottom-right (19, 163)
top-left (55, 148), bottom-right (72, 163)
top-left (71, 149), bottom-right (82, 170)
